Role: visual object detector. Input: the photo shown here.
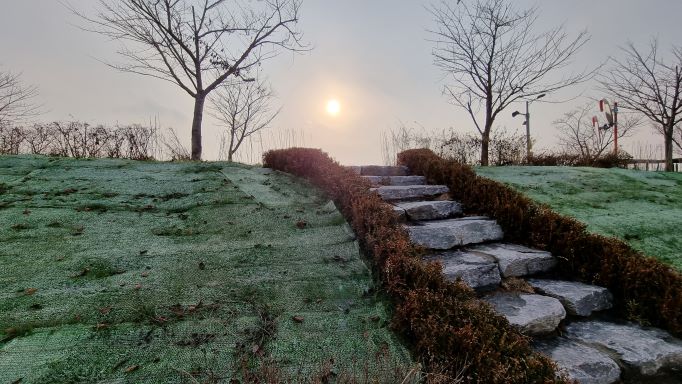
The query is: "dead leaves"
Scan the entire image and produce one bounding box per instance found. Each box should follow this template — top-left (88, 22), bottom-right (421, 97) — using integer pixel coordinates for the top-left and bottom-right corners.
top-left (124, 365), bottom-right (139, 373)
top-left (72, 267), bottom-right (90, 278)
top-left (292, 315), bottom-right (305, 323)
top-left (24, 288), bottom-right (37, 296)
top-left (295, 220), bottom-right (307, 229)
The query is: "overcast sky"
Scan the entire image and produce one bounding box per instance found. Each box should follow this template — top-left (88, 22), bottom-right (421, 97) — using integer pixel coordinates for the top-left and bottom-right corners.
top-left (2, 1), bottom-right (681, 164)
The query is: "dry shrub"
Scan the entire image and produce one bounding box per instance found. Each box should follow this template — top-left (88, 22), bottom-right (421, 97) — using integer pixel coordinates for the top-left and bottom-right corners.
top-left (263, 148), bottom-right (567, 384)
top-left (527, 151), bottom-right (632, 168)
top-left (0, 120), bottom-right (160, 160)
top-left (398, 148), bottom-right (682, 336)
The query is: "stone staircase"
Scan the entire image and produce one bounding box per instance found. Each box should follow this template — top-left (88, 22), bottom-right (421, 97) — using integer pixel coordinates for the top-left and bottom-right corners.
top-left (352, 165), bottom-right (682, 384)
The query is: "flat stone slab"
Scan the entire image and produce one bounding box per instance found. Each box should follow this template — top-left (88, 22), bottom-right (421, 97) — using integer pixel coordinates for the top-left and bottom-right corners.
top-left (485, 293), bottom-right (566, 335)
top-left (371, 185), bottom-right (449, 201)
top-left (425, 250), bottom-right (500, 290)
top-left (468, 243), bottom-right (556, 277)
top-left (565, 321), bottom-right (682, 377)
top-left (528, 279), bottom-right (613, 316)
top-left (360, 165), bottom-right (409, 176)
top-left (363, 175), bottom-right (426, 186)
top-left (347, 166), bottom-right (362, 175)
top-left (393, 200), bottom-right (462, 221)
top-left (534, 339), bottom-right (621, 384)
top-left (405, 218), bottom-right (503, 249)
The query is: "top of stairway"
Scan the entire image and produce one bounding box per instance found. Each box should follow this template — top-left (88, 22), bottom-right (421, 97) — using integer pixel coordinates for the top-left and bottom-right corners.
top-left (348, 165), bottom-right (410, 176)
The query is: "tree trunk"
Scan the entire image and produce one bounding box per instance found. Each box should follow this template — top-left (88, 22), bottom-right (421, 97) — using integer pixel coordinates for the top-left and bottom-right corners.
top-left (665, 125), bottom-right (674, 172)
top-left (480, 133), bottom-right (490, 166)
top-left (191, 95), bottom-right (206, 161)
top-left (480, 119), bottom-right (493, 166)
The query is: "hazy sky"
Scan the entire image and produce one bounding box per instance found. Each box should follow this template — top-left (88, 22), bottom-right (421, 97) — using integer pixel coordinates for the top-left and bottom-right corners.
top-left (2, 1), bottom-right (681, 164)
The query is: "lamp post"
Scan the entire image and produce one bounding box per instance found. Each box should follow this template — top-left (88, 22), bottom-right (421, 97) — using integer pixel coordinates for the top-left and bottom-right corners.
top-left (513, 93), bottom-right (546, 161)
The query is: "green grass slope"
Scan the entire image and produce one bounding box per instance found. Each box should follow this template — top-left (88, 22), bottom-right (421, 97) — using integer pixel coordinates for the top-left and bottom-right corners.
top-left (0, 156), bottom-right (412, 383)
top-left (476, 166), bottom-right (682, 271)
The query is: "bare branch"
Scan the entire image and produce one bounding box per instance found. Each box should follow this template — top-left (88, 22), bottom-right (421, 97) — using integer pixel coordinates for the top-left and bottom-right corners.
top-left (0, 69), bottom-right (41, 126)
top-left (68, 0), bottom-right (306, 159)
top-left (555, 102), bottom-right (640, 162)
top-left (429, 0), bottom-right (592, 165)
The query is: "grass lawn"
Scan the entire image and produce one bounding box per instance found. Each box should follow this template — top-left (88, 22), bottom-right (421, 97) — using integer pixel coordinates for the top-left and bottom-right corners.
top-left (476, 166), bottom-right (682, 271)
top-left (0, 156), bottom-right (413, 383)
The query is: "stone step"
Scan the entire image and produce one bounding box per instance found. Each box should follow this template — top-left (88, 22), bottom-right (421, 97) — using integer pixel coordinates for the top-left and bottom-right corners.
top-left (405, 217), bottom-right (503, 249)
top-left (363, 175), bottom-right (427, 186)
top-left (528, 279), bottom-right (613, 317)
top-left (356, 165), bottom-right (409, 176)
top-left (484, 292), bottom-right (566, 335)
top-left (534, 339), bottom-right (621, 384)
top-left (393, 200), bottom-right (462, 221)
top-left (565, 321), bottom-right (682, 378)
top-left (467, 243), bottom-right (556, 277)
top-left (425, 250), bottom-right (500, 290)
top-left (371, 185), bottom-right (449, 202)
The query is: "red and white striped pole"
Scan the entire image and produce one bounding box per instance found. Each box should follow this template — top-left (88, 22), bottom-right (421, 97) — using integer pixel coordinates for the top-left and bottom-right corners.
top-left (613, 102), bottom-right (618, 156)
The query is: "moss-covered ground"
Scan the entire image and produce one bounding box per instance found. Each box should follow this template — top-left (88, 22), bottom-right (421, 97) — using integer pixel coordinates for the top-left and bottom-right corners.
top-left (0, 156), bottom-right (413, 383)
top-left (476, 166), bottom-right (682, 271)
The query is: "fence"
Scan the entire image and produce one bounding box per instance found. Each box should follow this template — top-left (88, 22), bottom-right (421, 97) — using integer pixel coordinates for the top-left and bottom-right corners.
top-left (627, 158), bottom-right (682, 172)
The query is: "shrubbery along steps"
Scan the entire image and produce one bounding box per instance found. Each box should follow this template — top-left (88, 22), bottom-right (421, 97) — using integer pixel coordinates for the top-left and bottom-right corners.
top-left (265, 150), bottom-right (564, 383)
top-left (361, 162), bottom-right (682, 383)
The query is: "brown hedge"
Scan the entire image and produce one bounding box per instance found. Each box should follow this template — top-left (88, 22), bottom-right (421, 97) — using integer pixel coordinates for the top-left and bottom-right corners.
top-left (397, 148), bottom-right (682, 337)
top-left (263, 148), bottom-right (568, 384)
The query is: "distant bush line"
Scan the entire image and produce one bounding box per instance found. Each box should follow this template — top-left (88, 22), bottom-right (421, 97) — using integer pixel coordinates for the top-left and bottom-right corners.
top-left (526, 151), bottom-right (633, 168)
top-left (398, 149), bottom-right (682, 336)
top-left (0, 120), bottom-right (191, 161)
top-left (263, 148), bottom-right (567, 384)
top-left (381, 123), bottom-right (634, 168)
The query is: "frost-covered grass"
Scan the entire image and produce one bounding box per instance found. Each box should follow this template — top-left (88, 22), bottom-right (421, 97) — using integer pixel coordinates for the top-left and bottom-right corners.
top-left (476, 166), bottom-right (682, 271)
top-left (0, 156), bottom-right (412, 383)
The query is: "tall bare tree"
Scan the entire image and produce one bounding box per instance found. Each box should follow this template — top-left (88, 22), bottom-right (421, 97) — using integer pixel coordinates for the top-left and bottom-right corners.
top-left (211, 79), bottom-right (279, 161)
top-left (600, 40), bottom-right (682, 172)
top-left (555, 102), bottom-right (640, 163)
top-left (429, 0), bottom-right (591, 165)
top-left (0, 69), bottom-right (40, 126)
top-left (72, 0), bottom-right (304, 160)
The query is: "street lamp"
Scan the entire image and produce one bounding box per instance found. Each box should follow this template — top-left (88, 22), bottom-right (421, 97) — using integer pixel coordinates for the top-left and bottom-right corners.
top-left (512, 93), bottom-right (546, 161)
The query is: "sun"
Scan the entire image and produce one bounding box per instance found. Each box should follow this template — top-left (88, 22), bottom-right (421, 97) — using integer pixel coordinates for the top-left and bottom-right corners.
top-left (326, 99), bottom-right (341, 116)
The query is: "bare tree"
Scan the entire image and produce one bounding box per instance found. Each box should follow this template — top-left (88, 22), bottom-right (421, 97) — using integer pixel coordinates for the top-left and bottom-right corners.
top-left (429, 0), bottom-right (591, 165)
top-left (555, 102), bottom-right (640, 163)
top-left (71, 0), bottom-right (304, 160)
top-left (600, 40), bottom-right (682, 171)
top-left (0, 70), bottom-right (40, 126)
top-left (211, 79), bottom-right (279, 162)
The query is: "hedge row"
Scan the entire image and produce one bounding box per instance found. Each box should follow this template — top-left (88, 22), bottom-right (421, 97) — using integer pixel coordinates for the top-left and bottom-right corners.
top-left (397, 149), bottom-right (682, 336)
top-left (263, 148), bottom-right (567, 384)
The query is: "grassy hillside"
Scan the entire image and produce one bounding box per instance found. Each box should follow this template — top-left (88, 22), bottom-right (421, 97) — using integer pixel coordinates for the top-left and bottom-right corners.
top-left (0, 156), bottom-right (412, 383)
top-left (476, 166), bottom-right (682, 271)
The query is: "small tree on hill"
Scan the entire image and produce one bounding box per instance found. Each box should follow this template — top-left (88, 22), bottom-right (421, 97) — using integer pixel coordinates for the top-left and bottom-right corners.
top-left (211, 79), bottom-right (280, 162)
top-left (555, 102), bottom-right (640, 163)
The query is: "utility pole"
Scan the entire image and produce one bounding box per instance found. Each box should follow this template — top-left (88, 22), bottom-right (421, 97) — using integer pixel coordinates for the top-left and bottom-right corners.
top-left (512, 94), bottom-right (546, 161)
top-left (525, 100), bottom-right (531, 160)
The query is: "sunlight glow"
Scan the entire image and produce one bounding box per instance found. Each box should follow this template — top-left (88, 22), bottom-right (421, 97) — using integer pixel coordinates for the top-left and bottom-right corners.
top-left (326, 99), bottom-right (341, 116)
